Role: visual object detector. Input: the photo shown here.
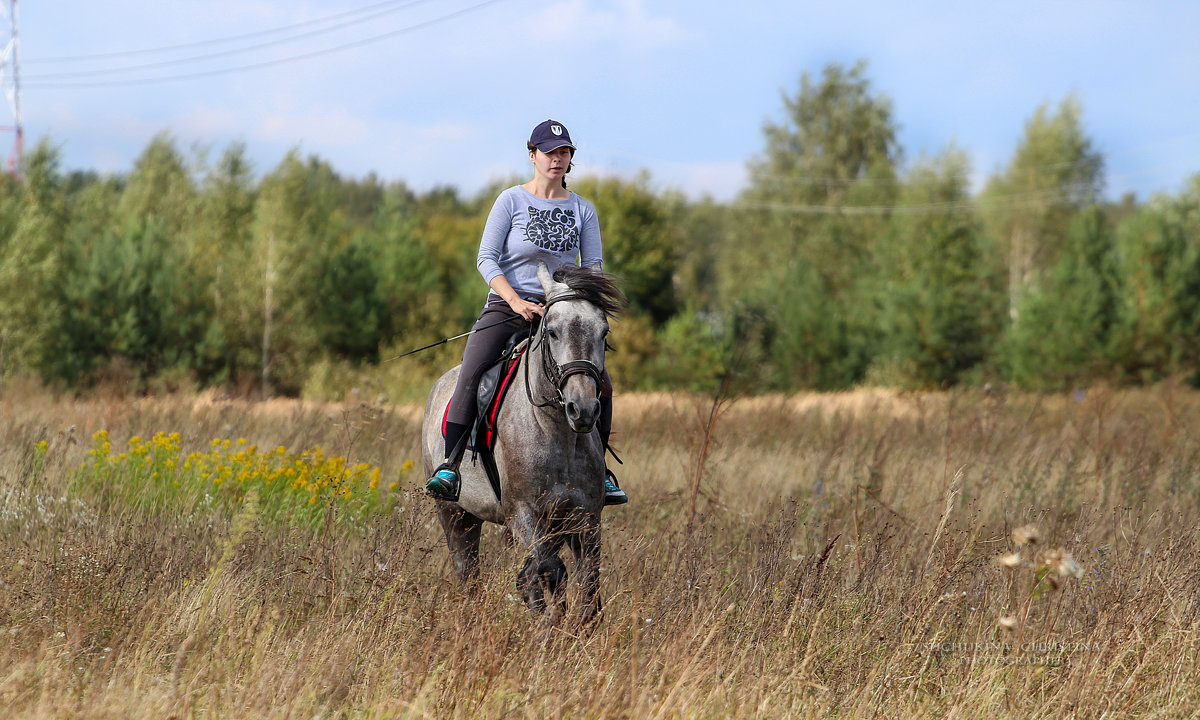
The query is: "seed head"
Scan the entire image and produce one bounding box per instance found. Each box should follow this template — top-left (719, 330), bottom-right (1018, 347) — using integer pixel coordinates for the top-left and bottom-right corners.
top-left (1012, 524), bottom-right (1040, 546)
top-left (1057, 554), bottom-right (1083, 579)
top-left (996, 552), bottom-right (1022, 569)
top-left (998, 615), bottom-right (1019, 632)
top-left (1039, 548), bottom-right (1083, 579)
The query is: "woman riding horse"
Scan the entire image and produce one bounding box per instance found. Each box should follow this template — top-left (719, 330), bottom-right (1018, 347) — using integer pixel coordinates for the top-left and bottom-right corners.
top-left (425, 119), bottom-right (628, 506)
top-left (422, 262), bottom-right (622, 622)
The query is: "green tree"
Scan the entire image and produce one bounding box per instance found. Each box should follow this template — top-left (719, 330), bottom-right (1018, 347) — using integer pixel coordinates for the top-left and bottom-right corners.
top-left (670, 194), bottom-right (728, 313)
top-left (1004, 208), bottom-right (1117, 389)
top-left (370, 183), bottom-right (444, 346)
top-left (407, 184), bottom-right (491, 331)
top-left (0, 142), bottom-right (68, 376)
top-left (194, 144), bottom-right (257, 383)
top-left (0, 174), bottom-right (21, 244)
top-left (108, 135), bottom-right (216, 385)
top-left (572, 175), bottom-right (678, 325)
top-left (116, 134), bottom-right (198, 239)
top-left (314, 236), bottom-right (389, 363)
top-left (875, 147), bottom-right (985, 388)
top-left (45, 214), bottom-right (215, 386)
top-left (980, 96), bottom-right (1104, 327)
top-left (641, 310), bottom-right (731, 392)
top-left (252, 151), bottom-right (350, 395)
top-left (739, 60), bottom-right (901, 389)
top-left (1108, 181), bottom-right (1200, 382)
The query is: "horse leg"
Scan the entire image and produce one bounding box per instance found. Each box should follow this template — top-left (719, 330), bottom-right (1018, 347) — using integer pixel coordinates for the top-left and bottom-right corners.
top-left (436, 502), bottom-right (483, 583)
top-left (510, 505), bottom-right (567, 614)
top-left (568, 514), bottom-right (603, 625)
top-left (517, 551), bottom-right (567, 616)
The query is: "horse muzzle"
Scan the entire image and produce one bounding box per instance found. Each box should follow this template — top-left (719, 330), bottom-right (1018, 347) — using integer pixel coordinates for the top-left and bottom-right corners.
top-left (563, 389), bottom-right (601, 434)
top-left (545, 354), bottom-right (604, 433)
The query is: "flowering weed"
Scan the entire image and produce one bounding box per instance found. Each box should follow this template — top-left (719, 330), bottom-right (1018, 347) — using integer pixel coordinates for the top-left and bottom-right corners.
top-left (75, 430), bottom-right (413, 528)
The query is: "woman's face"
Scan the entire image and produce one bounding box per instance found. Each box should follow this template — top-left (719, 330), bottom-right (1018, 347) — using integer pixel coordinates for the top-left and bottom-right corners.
top-left (531, 146), bottom-right (573, 181)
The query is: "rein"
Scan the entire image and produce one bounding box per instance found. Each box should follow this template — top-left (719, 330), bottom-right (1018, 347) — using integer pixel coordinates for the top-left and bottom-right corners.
top-left (523, 292), bottom-right (605, 410)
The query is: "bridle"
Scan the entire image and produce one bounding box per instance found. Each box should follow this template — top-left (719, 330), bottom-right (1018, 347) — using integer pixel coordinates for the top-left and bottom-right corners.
top-left (523, 292), bottom-right (605, 410)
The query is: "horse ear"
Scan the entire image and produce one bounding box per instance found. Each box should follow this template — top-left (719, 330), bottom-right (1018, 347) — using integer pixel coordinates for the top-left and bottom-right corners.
top-left (537, 262), bottom-right (569, 298)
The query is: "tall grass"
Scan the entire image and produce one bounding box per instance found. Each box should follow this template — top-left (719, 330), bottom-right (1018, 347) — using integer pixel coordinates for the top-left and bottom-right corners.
top-left (2, 382), bottom-right (1199, 718)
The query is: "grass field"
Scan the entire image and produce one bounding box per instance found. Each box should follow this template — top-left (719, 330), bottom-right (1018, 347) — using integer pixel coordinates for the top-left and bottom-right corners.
top-left (2, 380), bottom-right (1199, 718)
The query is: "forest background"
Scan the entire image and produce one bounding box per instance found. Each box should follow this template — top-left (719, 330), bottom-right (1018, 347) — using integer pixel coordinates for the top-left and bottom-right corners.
top-left (2, 61), bottom-right (1198, 402)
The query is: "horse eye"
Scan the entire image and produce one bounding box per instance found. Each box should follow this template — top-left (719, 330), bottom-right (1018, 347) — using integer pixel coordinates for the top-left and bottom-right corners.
top-left (547, 327), bottom-right (558, 340)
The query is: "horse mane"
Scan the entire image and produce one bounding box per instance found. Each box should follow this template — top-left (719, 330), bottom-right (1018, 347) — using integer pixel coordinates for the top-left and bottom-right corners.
top-left (552, 265), bottom-right (626, 318)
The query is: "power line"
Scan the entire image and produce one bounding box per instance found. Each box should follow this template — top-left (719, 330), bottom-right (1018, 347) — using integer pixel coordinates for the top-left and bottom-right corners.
top-left (610, 146), bottom-right (1110, 190)
top-left (23, 0), bottom-right (438, 81)
top-left (735, 182), bottom-right (1100, 216)
top-left (748, 157), bottom-right (1103, 188)
top-left (24, 0), bottom-right (426, 64)
top-left (24, 0), bottom-right (509, 89)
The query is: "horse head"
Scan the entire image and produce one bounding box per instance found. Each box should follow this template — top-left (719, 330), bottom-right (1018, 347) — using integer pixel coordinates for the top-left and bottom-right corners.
top-left (534, 262), bottom-right (624, 434)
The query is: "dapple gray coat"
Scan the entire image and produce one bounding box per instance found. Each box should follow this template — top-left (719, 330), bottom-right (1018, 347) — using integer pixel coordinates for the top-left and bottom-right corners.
top-left (422, 263), bottom-right (619, 623)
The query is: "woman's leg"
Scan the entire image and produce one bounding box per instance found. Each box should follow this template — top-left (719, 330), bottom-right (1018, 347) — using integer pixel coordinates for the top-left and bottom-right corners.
top-left (446, 304), bottom-right (526, 434)
top-left (428, 302), bottom-right (527, 499)
top-left (598, 371), bottom-right (613, 446)
top-left (598, 371), bottom-right (628, 505)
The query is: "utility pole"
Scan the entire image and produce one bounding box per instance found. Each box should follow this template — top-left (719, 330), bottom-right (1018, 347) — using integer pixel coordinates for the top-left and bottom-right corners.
top-left (0, 0), bottom-right (22, 181)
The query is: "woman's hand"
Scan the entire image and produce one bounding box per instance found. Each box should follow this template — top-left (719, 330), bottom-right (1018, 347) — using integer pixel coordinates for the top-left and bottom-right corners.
top-left (489, 274), bottom-right (544, 322)
top-left (507, 296), bottom-right (545, 322)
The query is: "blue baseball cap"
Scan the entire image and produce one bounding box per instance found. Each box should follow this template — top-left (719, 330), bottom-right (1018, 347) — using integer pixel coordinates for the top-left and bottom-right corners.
top-left (529, 119), bottom-right (575, 152)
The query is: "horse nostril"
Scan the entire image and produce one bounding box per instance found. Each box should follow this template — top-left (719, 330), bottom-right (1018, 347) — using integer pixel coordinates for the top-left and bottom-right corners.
top-left (566, 401), bottom-right (578, 419)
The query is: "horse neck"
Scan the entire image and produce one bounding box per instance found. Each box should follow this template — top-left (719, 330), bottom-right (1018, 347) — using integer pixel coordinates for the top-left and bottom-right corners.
top-left (519, 334), bottom-right (560, 422)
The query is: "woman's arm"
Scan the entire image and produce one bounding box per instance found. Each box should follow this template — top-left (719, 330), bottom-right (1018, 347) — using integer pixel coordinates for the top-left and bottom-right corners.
top-left (477, 191), bottom-right (514, 286)
top-left (578, 199), bottom-right (603, 269)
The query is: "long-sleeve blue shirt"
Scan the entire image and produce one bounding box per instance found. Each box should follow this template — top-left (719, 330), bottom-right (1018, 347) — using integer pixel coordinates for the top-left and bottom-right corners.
top-left (476, 185), bottom-right (603, 302)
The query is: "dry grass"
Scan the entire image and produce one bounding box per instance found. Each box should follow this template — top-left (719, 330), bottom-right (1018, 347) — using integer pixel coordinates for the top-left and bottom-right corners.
top-left (3, 380), bottom-right (1200, 718)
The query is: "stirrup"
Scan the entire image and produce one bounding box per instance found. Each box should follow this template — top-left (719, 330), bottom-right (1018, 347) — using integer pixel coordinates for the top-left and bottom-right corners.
top-left (603, 468), bottom-right (628, 506)
top-left (425, 462), bottom-right (461, 502)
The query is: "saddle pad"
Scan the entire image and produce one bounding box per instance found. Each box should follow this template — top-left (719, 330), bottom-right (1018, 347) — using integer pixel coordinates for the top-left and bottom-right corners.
top-left (441, 345), bottom-right (527, 452)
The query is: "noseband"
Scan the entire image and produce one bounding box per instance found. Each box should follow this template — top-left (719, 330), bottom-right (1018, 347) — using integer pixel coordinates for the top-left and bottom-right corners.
top-left (524, 292), bottom-right (604, 410)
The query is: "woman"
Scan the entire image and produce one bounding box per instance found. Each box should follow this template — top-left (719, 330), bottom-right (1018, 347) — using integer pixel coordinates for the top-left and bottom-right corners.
top-left (425, 119), bottom-right (628, 506)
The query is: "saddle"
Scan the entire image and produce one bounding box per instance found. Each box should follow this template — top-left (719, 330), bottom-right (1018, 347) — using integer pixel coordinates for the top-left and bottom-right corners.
top-left (439, 327), bottom-right (532, 501)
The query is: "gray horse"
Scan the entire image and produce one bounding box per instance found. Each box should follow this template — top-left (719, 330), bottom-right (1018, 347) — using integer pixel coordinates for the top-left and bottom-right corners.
top-left (421, 263), bottom-right (624, 623)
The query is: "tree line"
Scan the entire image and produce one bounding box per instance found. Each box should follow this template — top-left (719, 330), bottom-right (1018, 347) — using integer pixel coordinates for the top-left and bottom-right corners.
top-left (1, 60), bottom-right (1198, 399)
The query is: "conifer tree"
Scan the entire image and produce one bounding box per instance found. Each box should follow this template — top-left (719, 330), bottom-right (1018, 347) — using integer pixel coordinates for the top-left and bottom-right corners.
top-left (877, 148), bottom-right (984, 387)
top-left (0, 142), bottom-right (67, 376)
top-left (1004, 208), bottom-right (1117, 388)
top-left (1109, 183), bottom-right (1200, 382)
top-left (740, 60), bottom-right (900, 389)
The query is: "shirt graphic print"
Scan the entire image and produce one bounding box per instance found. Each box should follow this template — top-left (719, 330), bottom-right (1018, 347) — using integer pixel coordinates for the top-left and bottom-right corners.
top-left (525, 206), bottom-right (580, 252)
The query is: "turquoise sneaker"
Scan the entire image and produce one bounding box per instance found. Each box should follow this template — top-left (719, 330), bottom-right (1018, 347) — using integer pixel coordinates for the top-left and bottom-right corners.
top-left (425, 463), bottom-right (461, 502)
top-left (603, 469), bottom-right (628, 506)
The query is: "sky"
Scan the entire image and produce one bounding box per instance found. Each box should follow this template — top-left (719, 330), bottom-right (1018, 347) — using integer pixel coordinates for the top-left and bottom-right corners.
top-left (5, 0), bottom-right (1200, 203)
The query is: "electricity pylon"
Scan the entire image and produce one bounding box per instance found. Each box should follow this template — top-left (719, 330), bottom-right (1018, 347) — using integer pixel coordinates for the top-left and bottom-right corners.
top-left (0, 0), bottom-right (23, 180)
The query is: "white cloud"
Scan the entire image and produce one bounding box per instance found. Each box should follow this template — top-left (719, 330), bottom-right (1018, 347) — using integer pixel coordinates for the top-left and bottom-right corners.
top-left (677, 161), bottom-right (747, 201)
top-left (527, 0), bottom-right (691, 52)
top-left (253, 108), bottom-right (372, 147)
top-left (171, 106), bottom-right (243, 138)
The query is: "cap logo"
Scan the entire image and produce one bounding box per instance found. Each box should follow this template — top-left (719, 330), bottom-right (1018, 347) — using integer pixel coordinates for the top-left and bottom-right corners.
top-left (550, 125), bottom-right (563, 136)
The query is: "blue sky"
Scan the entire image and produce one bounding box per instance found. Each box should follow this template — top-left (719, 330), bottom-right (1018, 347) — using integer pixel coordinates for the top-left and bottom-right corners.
top-left (6, 0), bottom-right (1200, 202)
